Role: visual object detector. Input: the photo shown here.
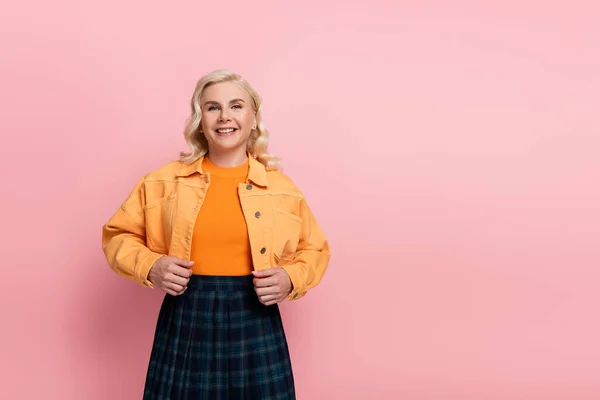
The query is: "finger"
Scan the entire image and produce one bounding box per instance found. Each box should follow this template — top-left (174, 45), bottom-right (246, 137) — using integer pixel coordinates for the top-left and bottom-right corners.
top-left (166, 282), bottom-right (185, 293)
top-left (170, 265), bottom-right (193, 278)
top-left (253, 276), bottom-right (278, 288)
top-left (168, 274), bottom-right (190, 287)
top-left (252, 268), bottom-right (279, 278)
top-left (258, 294), bottom-right (278, 304)
top-left (173, 287), bottom-right (187, 296)
top-left (255, 286), bottom-right (278, 296)
top-left (171, 257), bottom-right (195, 268)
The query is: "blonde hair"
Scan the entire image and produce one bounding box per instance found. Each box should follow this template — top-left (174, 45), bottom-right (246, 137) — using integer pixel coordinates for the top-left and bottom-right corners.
top-left (179, 69), bottom-right (281, 171)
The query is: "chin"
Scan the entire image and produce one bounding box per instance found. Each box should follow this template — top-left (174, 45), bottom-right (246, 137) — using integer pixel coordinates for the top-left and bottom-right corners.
top-left (210, 141), bottom-right (246, 152)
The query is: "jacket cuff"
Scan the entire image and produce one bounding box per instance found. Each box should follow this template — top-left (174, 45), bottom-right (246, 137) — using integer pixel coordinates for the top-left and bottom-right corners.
top-left (135, 252), bottom-right (164, 288)
top-left (281, 264), bottom-right (306, 301)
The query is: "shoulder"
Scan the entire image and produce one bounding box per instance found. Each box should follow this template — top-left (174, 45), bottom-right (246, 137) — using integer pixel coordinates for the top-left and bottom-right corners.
top-left (266, 169), bottom-right (304, 196)
top-left (142, 160), bottom-right (184, 183)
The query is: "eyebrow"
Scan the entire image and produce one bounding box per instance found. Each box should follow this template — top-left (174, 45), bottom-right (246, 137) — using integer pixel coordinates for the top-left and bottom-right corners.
top-left (202, 98), bottom-right (246, 106)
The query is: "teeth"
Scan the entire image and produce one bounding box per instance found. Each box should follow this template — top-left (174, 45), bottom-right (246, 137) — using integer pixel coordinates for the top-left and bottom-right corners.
top-left (217, 128), bottom-right (235, 133)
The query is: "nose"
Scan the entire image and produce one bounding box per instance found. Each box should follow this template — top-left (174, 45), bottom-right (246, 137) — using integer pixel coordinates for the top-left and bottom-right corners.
top-left (218, 108), bottom-right (231, 122)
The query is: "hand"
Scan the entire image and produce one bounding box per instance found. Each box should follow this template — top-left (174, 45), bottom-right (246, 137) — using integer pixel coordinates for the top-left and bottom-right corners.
top-left (252, 267), bottom-right (292, 306)
top-left (148, 256), bottom-right (194, 296)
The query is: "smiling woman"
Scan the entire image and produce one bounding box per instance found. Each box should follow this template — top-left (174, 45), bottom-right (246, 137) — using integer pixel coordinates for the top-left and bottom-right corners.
top-left (101, 69), bottom-right (331, 399)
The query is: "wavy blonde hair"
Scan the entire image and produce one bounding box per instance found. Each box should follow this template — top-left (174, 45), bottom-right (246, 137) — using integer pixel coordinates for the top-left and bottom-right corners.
top-left (179, 69), bottom-right (281, 171)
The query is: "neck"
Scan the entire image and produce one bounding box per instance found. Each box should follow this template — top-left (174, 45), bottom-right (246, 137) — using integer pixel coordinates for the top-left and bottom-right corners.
top-left (206, 148), bottom-right (249, 168)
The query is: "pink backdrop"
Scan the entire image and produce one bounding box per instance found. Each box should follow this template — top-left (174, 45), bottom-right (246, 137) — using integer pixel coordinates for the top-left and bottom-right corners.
top-left (1, 1), bottom-right (599, 399)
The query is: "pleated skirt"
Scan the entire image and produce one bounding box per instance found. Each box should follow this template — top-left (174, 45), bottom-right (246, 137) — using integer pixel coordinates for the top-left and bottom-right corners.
top-left (143, 275), bottom-right (296, 400)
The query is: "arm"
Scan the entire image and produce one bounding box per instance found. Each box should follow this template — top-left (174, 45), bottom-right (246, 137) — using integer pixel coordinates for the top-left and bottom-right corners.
top-left (101, 177), bottom-right (164, 288)
top-left (281, 198), bottom-right (331, 300)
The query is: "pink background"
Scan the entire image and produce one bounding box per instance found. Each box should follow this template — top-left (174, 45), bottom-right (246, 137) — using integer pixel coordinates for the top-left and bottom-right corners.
top-left (1, 1), bottom-right (599, 399)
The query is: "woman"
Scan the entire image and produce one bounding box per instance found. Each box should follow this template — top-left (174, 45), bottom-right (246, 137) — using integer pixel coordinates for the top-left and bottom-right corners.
top-left (101, 69), bottom-right (330, 399)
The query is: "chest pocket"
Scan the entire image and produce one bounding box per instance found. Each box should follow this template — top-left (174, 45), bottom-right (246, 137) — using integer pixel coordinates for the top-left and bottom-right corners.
top-left (272, 207), bottom-right (302, 262)
top-left (144, 193), bottom-right (176, 252)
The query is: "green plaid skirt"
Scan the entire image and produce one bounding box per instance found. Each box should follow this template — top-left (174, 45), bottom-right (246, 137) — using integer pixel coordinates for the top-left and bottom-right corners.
top-left (143, 275), bottom-right (296, 399)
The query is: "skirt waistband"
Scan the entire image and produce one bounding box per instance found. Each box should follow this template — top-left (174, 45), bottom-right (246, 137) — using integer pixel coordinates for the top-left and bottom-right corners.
top-left (186, 274), bottom-right (255, 292)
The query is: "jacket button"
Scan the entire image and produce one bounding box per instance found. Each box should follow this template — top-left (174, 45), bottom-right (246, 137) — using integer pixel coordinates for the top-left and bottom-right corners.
top-left (255, 211), bottom-right (261, 218)
top-left (246, 184), bottom-right (253, 190)
top-left (260, 247), bottom-right (266, 254)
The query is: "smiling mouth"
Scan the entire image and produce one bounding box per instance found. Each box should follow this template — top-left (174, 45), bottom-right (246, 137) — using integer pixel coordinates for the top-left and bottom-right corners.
top-left (216, 128), bottom-right (237, 136)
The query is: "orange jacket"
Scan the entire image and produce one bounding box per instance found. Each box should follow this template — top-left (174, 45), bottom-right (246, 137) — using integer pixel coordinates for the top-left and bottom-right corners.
top-left (101, 155), bottom-right (330, 301)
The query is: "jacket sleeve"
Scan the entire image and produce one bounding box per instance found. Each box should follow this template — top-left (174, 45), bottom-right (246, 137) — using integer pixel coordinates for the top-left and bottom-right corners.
top-left (281, 197), bottom-right (331, 300)
top-left (101, 177), bottom-right (164, 288)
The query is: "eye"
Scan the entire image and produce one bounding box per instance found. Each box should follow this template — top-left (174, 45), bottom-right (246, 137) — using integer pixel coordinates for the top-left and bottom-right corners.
top-left (207, 105), bottom-right (219, 111)
top-left (232, 104), bottom-right (242, 109)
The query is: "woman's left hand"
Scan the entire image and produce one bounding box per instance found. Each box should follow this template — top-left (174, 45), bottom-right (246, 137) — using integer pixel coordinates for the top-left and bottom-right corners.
top-left (252, 267), bottom-right (292, 306)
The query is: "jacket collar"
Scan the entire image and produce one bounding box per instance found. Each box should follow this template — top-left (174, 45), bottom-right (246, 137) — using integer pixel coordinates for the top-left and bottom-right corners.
top-left (176, 153), bottom-right (269, 187)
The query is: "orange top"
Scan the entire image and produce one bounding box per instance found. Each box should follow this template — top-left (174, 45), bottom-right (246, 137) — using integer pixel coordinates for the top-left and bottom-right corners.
top-left (189, 157), bottom-right (253, 276)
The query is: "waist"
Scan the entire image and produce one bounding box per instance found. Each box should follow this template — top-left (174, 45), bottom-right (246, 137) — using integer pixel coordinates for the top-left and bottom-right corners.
top-left (186, 274), bottom-right (255, 293)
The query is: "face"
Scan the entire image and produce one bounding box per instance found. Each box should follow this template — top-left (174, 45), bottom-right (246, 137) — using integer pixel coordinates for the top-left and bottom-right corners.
top-left (199, 81), bottom-right (256, 156)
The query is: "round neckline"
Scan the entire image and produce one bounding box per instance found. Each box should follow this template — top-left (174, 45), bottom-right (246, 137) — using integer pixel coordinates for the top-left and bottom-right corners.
top-left (202, 157), bottom-right (249, 178)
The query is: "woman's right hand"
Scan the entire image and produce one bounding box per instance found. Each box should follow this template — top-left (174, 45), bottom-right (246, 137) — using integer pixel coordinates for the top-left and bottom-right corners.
top-left (148, 256), bottom-right (194, 296)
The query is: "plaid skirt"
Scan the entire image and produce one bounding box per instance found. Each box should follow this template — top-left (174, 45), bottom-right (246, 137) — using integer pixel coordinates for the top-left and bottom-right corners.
top-left (143, 275), bottom-right (296, 400)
